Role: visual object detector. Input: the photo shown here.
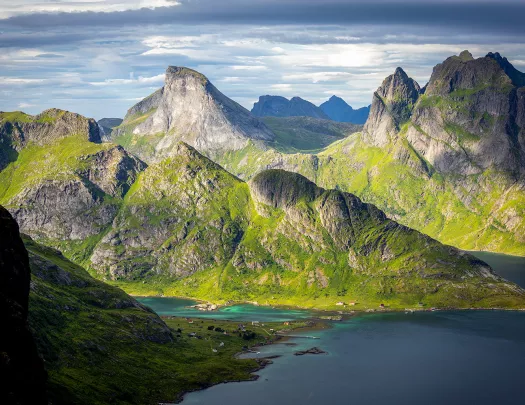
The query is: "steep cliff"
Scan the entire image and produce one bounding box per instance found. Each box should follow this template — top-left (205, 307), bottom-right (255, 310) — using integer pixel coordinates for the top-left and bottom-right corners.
top-left (111, 67), bottom-right (274, 163)
top-left (0, 206), bottom-right (47, 405)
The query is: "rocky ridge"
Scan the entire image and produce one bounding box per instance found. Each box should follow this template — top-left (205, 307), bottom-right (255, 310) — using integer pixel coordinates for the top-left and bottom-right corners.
top-left (0, 110), bottom-right (146, 255)
top-left (86, 143), bottom-right (525, 310)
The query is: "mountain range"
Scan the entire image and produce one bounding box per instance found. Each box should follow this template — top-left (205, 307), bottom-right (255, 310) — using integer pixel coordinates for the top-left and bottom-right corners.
top-left (250, 94), bottom-right (371, 125)
top-left (1, 51), bottom-right (525, 311)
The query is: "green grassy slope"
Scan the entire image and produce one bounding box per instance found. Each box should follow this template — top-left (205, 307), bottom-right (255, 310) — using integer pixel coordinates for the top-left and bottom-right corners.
top-left (90, 144), bottom-right (525, 311)
top-left (26, 235), bottom-right (294, 404)
top-left (261, 116), bottom-right (361, 153)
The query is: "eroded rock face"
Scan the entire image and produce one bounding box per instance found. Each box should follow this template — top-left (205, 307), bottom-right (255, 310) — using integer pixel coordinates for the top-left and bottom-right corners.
top-left (125, 67), bottom-right (274, 162)
top-left (0, 206), bottom-right (47, 405)
top-left (0, 109), bottom-right (101, 149)
top-left (90, 143), bottom-right (247, 279)
top-left (7, 146), bottom-right (145, 242)
top-left (365, 52), bottom-right (525, 177)
top-left (363, 68), bottom-right (421, 147)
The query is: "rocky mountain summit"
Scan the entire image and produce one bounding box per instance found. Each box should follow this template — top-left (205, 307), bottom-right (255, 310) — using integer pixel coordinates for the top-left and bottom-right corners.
top-left (0, 109), bottom-right (101, 171)
top-left (200, 51), bottom-right (525, 255)
top-left (320, 95), bottom-right (370, 124)
top-left (251, 95), bottom-right (330, 119)
top-left (364, 67), bottom-right (421, 147)
top-left (111, 67), bottom-right (274, 163)
top-left (313, 51), bottom-right (525, 254)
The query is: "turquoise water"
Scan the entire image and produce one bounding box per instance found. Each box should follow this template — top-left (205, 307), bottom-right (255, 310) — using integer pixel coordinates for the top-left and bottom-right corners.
top-left (137, 252), bottom-right (525, 319)
top-left (135, 253), bottom-right (525, 405)
top-left (136, 296), bottom-right (315, 321)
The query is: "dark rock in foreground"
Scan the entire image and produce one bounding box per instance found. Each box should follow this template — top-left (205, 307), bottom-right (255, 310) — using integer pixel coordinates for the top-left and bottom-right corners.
top-left (0, 206), bottom-right (47, 405)
top-left (294, 347), bottom-right (327, 356)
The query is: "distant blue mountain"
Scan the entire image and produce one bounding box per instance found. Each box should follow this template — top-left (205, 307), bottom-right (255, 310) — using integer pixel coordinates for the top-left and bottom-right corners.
top-left (251, 95), bottom-right (330, 119)
top-left (320, 95), bottom-right (370, 124)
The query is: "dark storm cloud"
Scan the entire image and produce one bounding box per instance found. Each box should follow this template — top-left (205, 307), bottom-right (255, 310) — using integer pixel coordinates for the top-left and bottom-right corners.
top-left (2, 1), bottom-right (524, 36)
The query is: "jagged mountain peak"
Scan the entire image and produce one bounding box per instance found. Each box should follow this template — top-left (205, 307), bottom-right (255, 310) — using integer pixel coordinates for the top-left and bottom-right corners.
top-left (363, 67), bottom-right (420, 145)
top-left (113, 66), bottom-right (274, 163)
top-left (380, 67), bottom-right (420, 97)
top-left (486, 52), bottom-right (525, 87)
top-left (165, 66), bottom-right (209, 84)
top-left (425, 51), bottom-right (524, 96)
top-left (458, 50), bottom-right (474, 62)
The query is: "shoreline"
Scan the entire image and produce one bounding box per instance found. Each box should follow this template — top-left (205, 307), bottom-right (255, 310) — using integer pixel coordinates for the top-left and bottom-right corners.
top-left (135, 294), bottom-right (525, 314)
top-left (168, 318), bottom-right (331, 404)
top-left (159, 305), bottom-right (524, 404)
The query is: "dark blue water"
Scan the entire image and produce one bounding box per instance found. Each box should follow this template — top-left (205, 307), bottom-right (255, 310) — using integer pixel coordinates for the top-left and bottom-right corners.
top-left (183, 311), bottom-right (525, 405)
top-left (472, 251), bottom-right (525, 287)
top-left (136, 254), bottom-right (525, 405)
top-left (183, 253), bottom-right (525, 405)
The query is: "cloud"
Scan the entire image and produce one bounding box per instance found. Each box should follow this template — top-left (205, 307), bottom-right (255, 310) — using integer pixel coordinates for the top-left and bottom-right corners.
top-left (89, 73), bottom-right (165, 86)
top-left (2, 1), bottom-right (525, 38)
top-left (1, 77), bottom-right (47, 84)
top-left (0, 0), bottom-right (180, 19)
top-left (18, 102), bottom-right (36, 108)
top-left (0, 2), bottom-right (524, 119)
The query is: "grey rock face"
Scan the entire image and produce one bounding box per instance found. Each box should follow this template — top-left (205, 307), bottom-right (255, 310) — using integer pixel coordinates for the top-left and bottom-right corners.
top-left (6, 145), bottom-right (145, 242)
top-left (407, 52), bottom-right (525, 176)
top-left (126, 88), bottom-right (164, 119)
top-left (252, 95), bottom-right (330, 119)
top-left (11, 179), bottom-right (118, 241)
top-left (0, 109), bottom-right (101, 149)
top-left (128, 67), bottom-right (274, 161)
top-left (363, 67), bottom-right (421, 147)
top-left (363, 52), bottom-right (525, 177)
top-left (76, 145), bottom-right (146, 197)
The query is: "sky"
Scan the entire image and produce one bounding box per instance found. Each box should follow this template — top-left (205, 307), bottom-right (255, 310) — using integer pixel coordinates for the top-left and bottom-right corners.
top-left (0, 1), bottom-right (524, 120)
